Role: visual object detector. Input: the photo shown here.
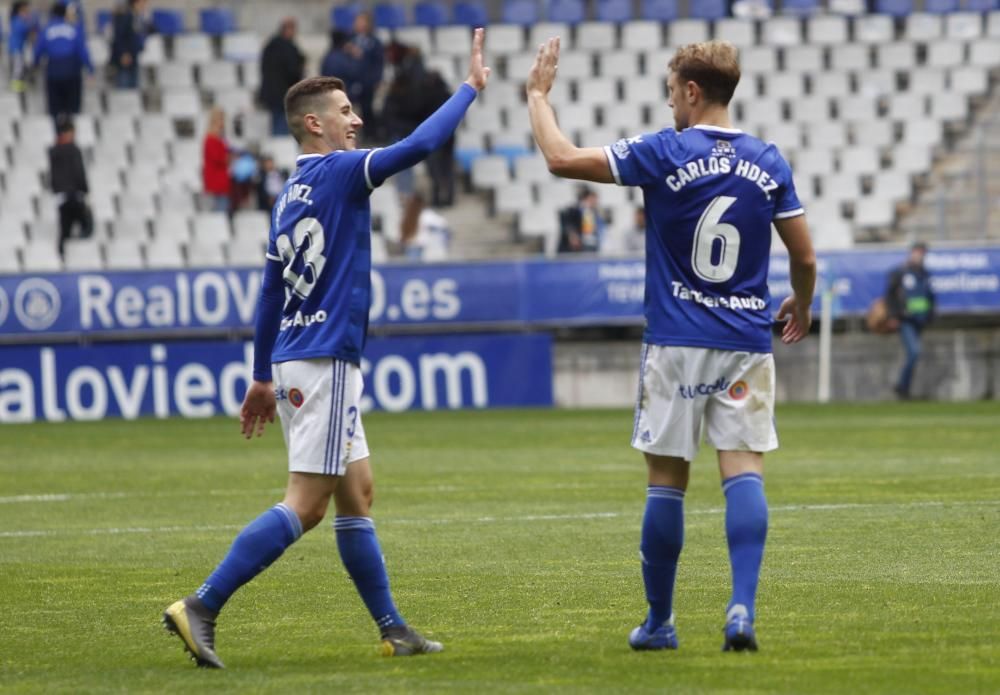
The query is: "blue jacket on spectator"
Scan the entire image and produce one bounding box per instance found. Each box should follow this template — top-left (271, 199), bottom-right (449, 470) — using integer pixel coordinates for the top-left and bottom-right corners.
top-left (34, 15), bottom-right (93, 80)
top-left (8, 13), bottom-right (32, 57)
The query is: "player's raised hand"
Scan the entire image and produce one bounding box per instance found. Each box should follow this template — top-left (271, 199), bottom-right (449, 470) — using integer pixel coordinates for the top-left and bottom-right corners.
top-left (240, 380), bottom-right (276, 439)
top-left (526, 36), bottom-right (561, 98)
top-left (464, 27), bottom-right (491, 91)
top-left (777, 295), bottom-right (812, 344)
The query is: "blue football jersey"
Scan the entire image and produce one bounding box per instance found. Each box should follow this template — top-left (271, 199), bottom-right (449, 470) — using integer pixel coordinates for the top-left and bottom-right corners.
top-left (265, 150), bottom-right (377, 366)
top-left (604, 125), bottom-right (804, 353)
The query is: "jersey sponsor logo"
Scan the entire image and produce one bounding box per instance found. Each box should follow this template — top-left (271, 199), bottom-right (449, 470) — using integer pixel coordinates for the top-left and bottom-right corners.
top-left (728, 380), bottom-right (749, 400)
top-left (14, 278), bottom-right (61, 331)
top-left (678, 376), bottom-right (731, 399)
top-left (288, 388), bottom-right (305, 408)
top-left (670, 281), bottom-right (767, 311)
top-left (280, 309), bottom-right (328, 331)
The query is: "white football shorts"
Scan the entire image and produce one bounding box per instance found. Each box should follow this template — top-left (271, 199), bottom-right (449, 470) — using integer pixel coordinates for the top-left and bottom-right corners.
top-left (631, 344), bottom-right (778, 462)
top-left (272, 358), bottom-right (370, 476)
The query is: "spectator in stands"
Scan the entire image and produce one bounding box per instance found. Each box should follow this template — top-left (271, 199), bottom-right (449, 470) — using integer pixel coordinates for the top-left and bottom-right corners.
top-left (320, 29), bottom-right (362, 102)
top-left (110, 0), bottom-right (148, 89)
top-left (260, 17), bottom-right (305, 136)
top-left (229, 150), bottom-right (258, 212)
top-left (7, 2), bottom-right (34, 93)
top-left (400, 192), bottom-right (450, 260)
top-left (202, 107), bottom-right (231, 213)
top-left (350, 11), bottom-right (384, 137)
top-left (381, 43), bottom-right (454, 204)
top-left (624, 206), bottom-right (646, 255)
top-left (886, 242), bottom-right (935, 400)
top-left (256, 155), bottom-right (286, 211)
top-left (33, 2), bottom-right (93, 119)
top-left (557, 187), bottom-right (606, 254)
top-left (49, 114), bottom-right (92, 258)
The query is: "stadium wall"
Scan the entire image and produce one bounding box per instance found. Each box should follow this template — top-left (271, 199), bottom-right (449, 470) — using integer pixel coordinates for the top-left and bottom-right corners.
top-left (553, 328), bottom-right (1000, 406)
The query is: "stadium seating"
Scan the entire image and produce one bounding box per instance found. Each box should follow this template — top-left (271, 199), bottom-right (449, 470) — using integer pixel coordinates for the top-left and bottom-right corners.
top-left (1, 2), bottom-right (997, 274)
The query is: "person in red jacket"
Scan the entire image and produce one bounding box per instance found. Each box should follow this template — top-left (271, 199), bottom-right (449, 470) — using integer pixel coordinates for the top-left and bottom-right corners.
top-left (202, 108), bottom-right (231, 212)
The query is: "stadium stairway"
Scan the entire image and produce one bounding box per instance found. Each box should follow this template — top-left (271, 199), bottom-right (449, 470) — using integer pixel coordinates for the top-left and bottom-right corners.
top-left (900, 88), bottom-right (1000, 241)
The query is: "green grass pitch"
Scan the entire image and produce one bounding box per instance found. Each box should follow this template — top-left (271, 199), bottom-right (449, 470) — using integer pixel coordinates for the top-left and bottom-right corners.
top-left (1, 402), bottom-right (998, 694)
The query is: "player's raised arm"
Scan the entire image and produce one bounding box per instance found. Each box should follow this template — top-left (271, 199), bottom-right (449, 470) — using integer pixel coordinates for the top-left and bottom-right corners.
top-left (774, 214), bottom-right (817, 344)
top-left (526, 37), bottom-right (614, 184)
top-left (365, 27), bottom-right (490, 187)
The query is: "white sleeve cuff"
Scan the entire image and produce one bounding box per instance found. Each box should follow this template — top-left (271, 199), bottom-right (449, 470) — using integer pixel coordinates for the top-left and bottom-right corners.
top-left (774, 207), bottom-right (805, 220)
top-left (364, 148), bottom-right (382, 190)
top-left (603, 145), bottom-right (623, 186)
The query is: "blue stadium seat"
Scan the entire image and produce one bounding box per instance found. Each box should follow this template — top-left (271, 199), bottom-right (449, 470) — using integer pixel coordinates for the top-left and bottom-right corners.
top-left (874, 0), bottom-right (914, 15)
top-left (455, 147), bottom-right (484, 173)
top-left (332, 4), bottom-right (361, 30)
top-left (962, 0), bottom-right (997, 10)
top-left (374, 3), bottom-right (408, 29)
top-left (95, 9), bottom-right (113, 34)
top-left (454, 0), bottom-right (490, 26)
top-left (151, 9), bottom-right (184, 35)
top-left (688, 0), bottom-right (728, 19)
top-left (924, 0), bottom-right (959, 9)
top-left (200, 8), bottom-right (235, 35)
top-left (597, 0), bottom-right (633, 22)
top-left (415, 1), bottom-right (449, 26)
top-left (502, 0), bottom-right (539, 25)
top-left (640, 0), bottom-right (679, 22)
top-left (781, 0), bottom-right (821, 15)
top-left (548, 0), bottom-right (586, 23)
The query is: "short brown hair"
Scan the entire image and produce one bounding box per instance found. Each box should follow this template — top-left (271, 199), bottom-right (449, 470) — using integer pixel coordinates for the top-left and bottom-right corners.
top-left (668, 41), bottom-right (741, 106)
top-left (283, 76), bottom-right (346, 143)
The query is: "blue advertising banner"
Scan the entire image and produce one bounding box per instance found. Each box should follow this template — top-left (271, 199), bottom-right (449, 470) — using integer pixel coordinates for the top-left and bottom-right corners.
top-left (0, 246), bottom-right (997, 340)
top-left (0, 334), bottom-right (553, 423)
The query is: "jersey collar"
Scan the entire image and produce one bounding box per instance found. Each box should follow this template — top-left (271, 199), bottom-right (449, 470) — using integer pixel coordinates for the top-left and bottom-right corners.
top-left (296, 153), bottom-right (324, 164)
top-left (692, 124), bottom-right (743, 134)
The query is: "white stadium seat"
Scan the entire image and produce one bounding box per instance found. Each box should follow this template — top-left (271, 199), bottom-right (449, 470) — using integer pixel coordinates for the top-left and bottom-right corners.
top-left (192, 212), bottom-right (232, 244)
top-left (22, 241), bottom-right (63, 272)
top-left (471, 155), bottom-right (511, 189)
top-left (666, 19), bottom-right (708, 45)
top-left (173, 34), bottom-right (214, 64)
top-left (575, 22), bottom-right (616, 52)
top-left (904, 13), bottom-right (942, 41)
top-left (187, 239), bottom-right (227, 267)
top-left (715, 19), bottom-right (756, 48)
top-left (105, 238), bottom-right (146, 270)
top-left (621, 21), bottom-right (661, 50)
top-left (145, 237), bottom-right (185, 269)
top-left (221, 32), bottom-right (261, 62)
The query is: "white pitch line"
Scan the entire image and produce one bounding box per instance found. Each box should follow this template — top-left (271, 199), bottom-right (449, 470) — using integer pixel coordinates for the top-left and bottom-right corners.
top-left (0, 501), bottom-right (996, 540)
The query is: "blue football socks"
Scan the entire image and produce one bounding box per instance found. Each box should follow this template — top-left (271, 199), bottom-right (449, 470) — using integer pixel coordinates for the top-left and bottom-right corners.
top-left (640, 485), bottom-right (685, 632)
top-left (335, 516), bottom-right (404, 632)
top-left (722, 473), bottom-right (769, 621)
top-left (196, 502), bottom-right (303, 613)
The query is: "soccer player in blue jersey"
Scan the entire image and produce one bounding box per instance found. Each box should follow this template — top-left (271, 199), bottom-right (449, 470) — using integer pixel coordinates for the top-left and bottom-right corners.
top-left (527, 39), bottom-right (816, 652)
top-left (163, 29), bottom-right (491, 668)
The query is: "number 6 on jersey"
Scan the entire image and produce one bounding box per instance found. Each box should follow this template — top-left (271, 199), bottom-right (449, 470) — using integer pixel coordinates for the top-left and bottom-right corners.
top-left (691, 196), bottom-right (740, 284)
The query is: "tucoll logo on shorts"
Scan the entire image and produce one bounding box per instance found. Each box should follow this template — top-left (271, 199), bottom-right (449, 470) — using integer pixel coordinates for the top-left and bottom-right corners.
top-left (678, 377), bottom-right (731, 399)
top-left (728, 381), bottom-right (749, 400)
top-left (288, 388), bottom-right (305, 408)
